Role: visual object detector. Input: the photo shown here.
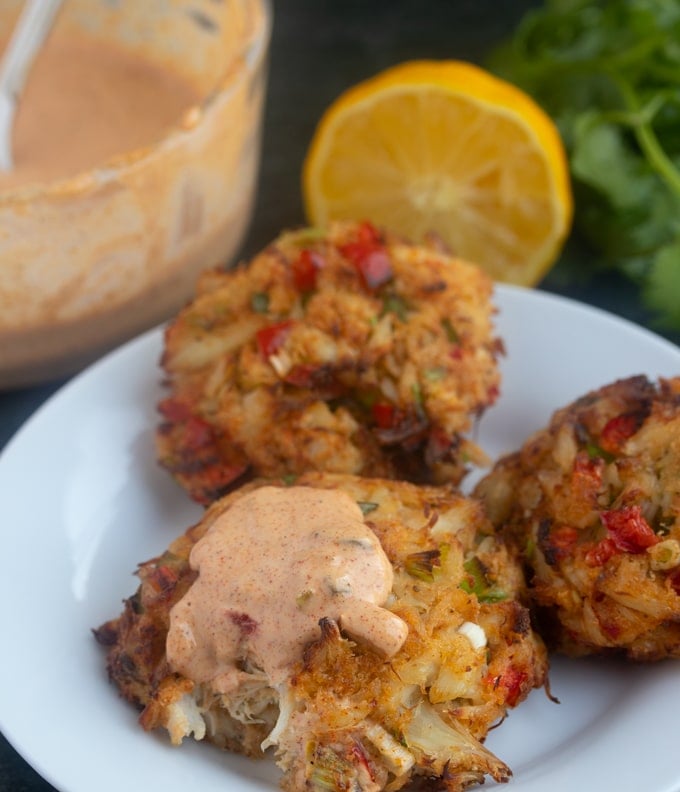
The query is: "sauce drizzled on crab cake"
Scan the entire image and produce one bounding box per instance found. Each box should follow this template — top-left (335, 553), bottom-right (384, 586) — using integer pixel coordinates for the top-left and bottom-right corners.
top-left (95, 473), bottom-right (548, 792)
top-left (166, 486), bottom-right (409, 691)
top-left (156, 221), bottom-right (502, 505)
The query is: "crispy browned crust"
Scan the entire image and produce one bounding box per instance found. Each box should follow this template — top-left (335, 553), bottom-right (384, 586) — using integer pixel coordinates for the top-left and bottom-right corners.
top-left (475, 375), bottom-right (680, 660)
top-left (155, 222), bottom-right (501, 505)
top-left (93, 525), bottom-right (199, 710)
top-left (95, 473), bottom-right (548, 791)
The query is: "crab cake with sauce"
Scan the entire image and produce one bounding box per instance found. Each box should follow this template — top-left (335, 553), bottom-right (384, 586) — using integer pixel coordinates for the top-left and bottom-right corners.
top-left (156, 221), bottom-right (501, 505)
top-left (475, 375), bottom-right (680, 661)
top-left (95, 473), bottom-right (547, 792)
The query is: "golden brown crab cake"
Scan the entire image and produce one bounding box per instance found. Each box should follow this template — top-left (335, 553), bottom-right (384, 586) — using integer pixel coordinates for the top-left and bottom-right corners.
top-left (156, 221), bottom-right (501, 505)
top-left (95, 473), bottom-right (547, 792)
top-left (474, 375), bottom-right (680, 661)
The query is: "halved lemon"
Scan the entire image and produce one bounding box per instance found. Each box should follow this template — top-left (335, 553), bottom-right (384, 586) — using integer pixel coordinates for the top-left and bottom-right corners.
top-left (302, 60), bottom-right (572, 286)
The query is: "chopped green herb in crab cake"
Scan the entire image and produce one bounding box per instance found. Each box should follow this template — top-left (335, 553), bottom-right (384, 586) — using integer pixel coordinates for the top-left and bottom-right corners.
top-left (475, 375), bottom-right (680, 661)
top-left (95, 472), bottom-right (548, 792)
top-left (155, 220), bottom-right (502, 505)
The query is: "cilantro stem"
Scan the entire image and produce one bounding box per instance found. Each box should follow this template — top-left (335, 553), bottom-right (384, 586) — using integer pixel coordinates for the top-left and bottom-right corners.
top-left (647, 63), bottom-right (680, 85)
top-left (505, 29), bottom-right (664, 84)
top-left (635, 124), bottom-right (680, 196)
top-left (612, 75), bottom-right (680, 198)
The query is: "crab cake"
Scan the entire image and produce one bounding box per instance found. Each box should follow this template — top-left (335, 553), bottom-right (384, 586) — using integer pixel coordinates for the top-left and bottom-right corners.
top-left (156, 221), bottom-right (501, 505)
top-left (95, 473), bottom-right (547, 792)
top-left (475, 375), bottom-right (680, 661)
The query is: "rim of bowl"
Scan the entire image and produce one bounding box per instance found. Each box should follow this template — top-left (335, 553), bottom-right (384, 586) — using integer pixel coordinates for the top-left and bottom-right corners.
top-left (0, 0), bottom-right (272, 207)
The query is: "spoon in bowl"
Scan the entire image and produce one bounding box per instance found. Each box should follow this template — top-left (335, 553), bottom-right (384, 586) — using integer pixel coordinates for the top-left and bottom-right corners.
top-left (0, 0), bottom-right (64, 171)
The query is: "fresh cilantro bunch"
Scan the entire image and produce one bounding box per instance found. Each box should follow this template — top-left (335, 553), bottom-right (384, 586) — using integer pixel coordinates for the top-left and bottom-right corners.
top-left (489, 0), bottom-right (680, 329)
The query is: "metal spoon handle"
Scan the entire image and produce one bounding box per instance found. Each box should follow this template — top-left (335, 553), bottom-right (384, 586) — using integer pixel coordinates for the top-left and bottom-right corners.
top-left (0, 0), bottom-right (64, 171)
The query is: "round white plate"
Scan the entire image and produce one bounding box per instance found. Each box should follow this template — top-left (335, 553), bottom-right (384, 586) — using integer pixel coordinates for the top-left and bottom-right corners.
top-left (1, 285), bottom-right (679, 792)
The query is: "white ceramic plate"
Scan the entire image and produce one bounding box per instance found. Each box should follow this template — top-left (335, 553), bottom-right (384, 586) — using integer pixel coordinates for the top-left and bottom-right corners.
top-left (1, 285), bottom-right (679, 792)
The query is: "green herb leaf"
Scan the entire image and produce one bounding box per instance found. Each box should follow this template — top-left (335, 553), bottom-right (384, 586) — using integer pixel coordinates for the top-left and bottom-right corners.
top-left (296, 589), bottom-right (314, 608)
top-left (251, 292), bottom-right (270, 314)
top-left (459, 556), bottom-right (507, 603)
top-left (424, 366), bottom-right (448, 382)
top-left (441, 317), bottom-right (460, 344)
top-left (488, 0), bottom-right (680, 330)
top-left (381, 292), bottom-right (410, 321)
top-left (307, 744), bottom-right (353, 791)
top-left (287, 227), bottom-right (326, 245)
top-left (405, 549), bottom-right (442, 582)
top-left (411, 382), bottom-right (426, 420)
top-left (585, 440), bottom-right (614, 463)
top-left (357, 500), bottom-right (379, 515)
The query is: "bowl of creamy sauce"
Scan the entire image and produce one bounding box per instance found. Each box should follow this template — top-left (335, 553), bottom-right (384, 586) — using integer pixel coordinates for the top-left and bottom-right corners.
top-left (0, 0), bottom-right (271, 387)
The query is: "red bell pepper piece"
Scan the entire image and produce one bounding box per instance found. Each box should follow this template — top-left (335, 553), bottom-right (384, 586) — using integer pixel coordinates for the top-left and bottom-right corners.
top-left (338, 221), bottom-right (393, 289)
top-left (426, 426), bottom-right (451, 461)
top-left (669, 568), bottom-right (680, 595)
top-left (158, 398), bottom-right (214, 450)
top-left (284, 363), bottom-right (317, 388)
top-left (350, 741), bottom-right (375, 782)
top-left (158, 397), bottom-right (192, 423)
top-left (586, 505), bottom-right (659, 566)
top-left (372, 402), bottom-right (396, 429)
top-left (292, 249), bottom-right (323, 292)
top-left (601, 505), bottom-right (659, 553)
top-left (599, 413), bottom-right (640, 454)
top-left (354, 248), bottom-right (393, 289)
top-left (256, 320), bottom-right (294, 357)
top-left (585, 537), bottom-right (618, 567)
top-left (487, 667), bottom-right (528, 707)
